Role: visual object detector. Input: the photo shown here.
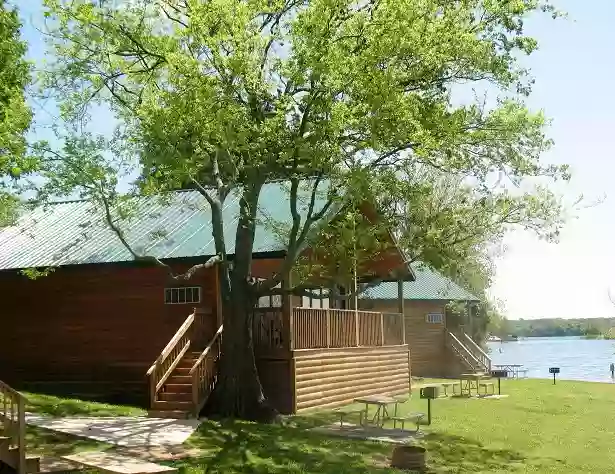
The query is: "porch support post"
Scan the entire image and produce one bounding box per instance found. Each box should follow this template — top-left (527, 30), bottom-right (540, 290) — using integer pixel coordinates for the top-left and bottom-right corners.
top-left (283, 269), bottom-right (293, 351)
top-left (398, 277), bottom-right (406, 345)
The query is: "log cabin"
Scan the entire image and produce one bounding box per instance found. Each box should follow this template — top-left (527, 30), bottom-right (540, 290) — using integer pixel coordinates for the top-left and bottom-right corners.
top-left (358, 264), bottom-right (491, 378)
top-left (0, 182), bottom-right (413, 418)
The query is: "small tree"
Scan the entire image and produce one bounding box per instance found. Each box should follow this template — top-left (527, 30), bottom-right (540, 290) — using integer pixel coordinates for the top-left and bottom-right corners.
top-left (39, 0), bottom-right (569, 420)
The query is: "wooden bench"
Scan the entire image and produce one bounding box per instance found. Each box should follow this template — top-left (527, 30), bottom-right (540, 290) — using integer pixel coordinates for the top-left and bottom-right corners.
top-left (440, 382), bottom-right (460, 396)
top-left (391, 413), bottom-right (425, 432)
top-left (334, 408), bottom-right (366, 427)
top-left (478, 382), bottom-right (495, 395)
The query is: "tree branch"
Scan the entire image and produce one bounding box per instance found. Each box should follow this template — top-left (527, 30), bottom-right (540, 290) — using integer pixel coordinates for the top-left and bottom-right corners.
top-left (98, 188), bottom-right (221, 281)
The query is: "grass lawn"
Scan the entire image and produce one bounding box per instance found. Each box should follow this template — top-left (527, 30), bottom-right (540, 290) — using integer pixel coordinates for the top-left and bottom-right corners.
top-left (19, 379), bottom-right (615, 473)
top-left (23, 392), bottom-right (146, 418)
top-left (170, 379), bottom-right (615, 474)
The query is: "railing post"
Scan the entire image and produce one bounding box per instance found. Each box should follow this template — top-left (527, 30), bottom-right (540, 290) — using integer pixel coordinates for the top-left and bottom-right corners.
top-left (354, 310), bottom-right (360, 346)
top-left (18, 397), bottom-right (25, 474)
top-left (149, 369), bottom-right (157, 407)
top-left (191, 371), bottom-right (198, 417)
top-left (326, 309), bottom-right (331, 348)
top-left (289, 308), bottom-right (295, 350)
top-left (401, 313), bottom-right (406, 345)
top-left (380, 312), bottom-right (385, 346)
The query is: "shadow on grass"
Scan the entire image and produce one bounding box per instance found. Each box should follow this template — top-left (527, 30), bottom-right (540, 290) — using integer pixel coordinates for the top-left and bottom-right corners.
top-left (171, 417), bottom-right (528, 474)
top-left (24, 392), bottom-right (146, 418)
top-left (421, 433), bottom-right (527, 472)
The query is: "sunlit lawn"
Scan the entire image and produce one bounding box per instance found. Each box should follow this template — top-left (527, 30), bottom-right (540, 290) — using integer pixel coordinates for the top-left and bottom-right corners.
top-left (171, 379), bottom-right (615, 474)
top-left (21, 379), bottom-right (615, 473)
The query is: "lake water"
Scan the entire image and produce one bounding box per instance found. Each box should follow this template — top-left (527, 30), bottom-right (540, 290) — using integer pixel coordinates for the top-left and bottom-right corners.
top-left (486, 336), bottom-right (615, 383)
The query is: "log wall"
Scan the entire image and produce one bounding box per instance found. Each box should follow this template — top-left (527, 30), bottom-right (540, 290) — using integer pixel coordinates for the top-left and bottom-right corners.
top-left (360, 299), bottom-right (449, 377)
top-left (0, 261), bottom-right (217, 404)
top-left (292, 345), bottom-right (410, 412)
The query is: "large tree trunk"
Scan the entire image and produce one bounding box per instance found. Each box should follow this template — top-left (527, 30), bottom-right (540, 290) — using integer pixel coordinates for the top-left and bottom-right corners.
top-left (202, 277), bottom-right (278, 422)
top-left (202, 181), bottom-right (278, 422)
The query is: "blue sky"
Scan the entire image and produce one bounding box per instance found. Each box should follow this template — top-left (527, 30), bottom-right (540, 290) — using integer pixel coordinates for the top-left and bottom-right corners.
top-left (17, 1), bottom-right (615, 320)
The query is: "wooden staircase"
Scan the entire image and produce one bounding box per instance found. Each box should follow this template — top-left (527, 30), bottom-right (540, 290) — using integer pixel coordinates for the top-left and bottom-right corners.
top-left (0, 381), bottom-right (41, 474)
top-left (446, 330), bottom-right (492, 374)
top-left (147, 311), bottom-right (222, 419)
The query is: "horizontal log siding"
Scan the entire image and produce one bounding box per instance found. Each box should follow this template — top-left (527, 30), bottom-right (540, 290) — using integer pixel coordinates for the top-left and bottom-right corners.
top-left (292, 345), bottom-right (410, 412)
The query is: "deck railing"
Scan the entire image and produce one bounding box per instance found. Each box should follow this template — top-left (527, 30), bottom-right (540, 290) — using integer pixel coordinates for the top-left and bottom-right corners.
top-left (190, 325), bottom-right (223, 416)
top-left (291, 307), bottom-right (405, 350)
top-left (147, 311), bottom-right (195, 406)
top-left (0, 380), bottom-right (26, 474)
top-left (252, 307), bottom-right (286, 350)
top-left (461, 332), bottom-right (492, 372)
top-left (446, 330), bottom-right (483, 372)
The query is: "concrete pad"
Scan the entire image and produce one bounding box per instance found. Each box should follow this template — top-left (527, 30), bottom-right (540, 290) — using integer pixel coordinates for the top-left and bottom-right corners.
top-left (118, 445), bottom-right (206, 462)
top-left (63, 451), bottom-right (177, 474)
top-left (39, 456), bottom-right (82, 473)
top-left (311, 422), bottom-right (423, 445)
top-left (25, 413), bottom-right (201, 447)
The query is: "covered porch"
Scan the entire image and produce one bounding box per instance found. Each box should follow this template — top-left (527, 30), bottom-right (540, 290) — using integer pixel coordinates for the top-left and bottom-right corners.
top-left (253, 306), bottom-right (406, 353)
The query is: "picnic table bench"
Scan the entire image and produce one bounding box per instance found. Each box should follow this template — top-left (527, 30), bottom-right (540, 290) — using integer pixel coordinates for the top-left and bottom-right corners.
top-left (334, 408), bottom-right (366, 427)
top-left (478, 381), bottom-right (495, 395)
top-left (439, 382), bottom-right (460, 396)
top-left (391, 412), bottom-right (425, 432)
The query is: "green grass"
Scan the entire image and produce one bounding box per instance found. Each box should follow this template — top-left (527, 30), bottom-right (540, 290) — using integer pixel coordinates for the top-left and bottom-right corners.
top-left (169, 379), bottom-right (615, 474)
top-left (20, 380), bottom-right (615, 473)
top-left (24, 391), bottom-right (146, 417)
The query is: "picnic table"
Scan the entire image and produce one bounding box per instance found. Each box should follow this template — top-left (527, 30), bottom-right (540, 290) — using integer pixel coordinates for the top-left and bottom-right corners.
top-left (459, 372), bottom-right (491, 396)
top-left (492, 364), bottom-right (525, 378)
top-left (354, 395), bottom-right (402, 427)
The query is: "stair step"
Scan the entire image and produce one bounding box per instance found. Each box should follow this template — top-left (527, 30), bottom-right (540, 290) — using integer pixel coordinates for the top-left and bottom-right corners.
top-left (152, 400), bottom-right (192, 411)
top-left (175, 360), bottom-right (198, 369)
top-left (167, 376), bottom-right (191, 384)
top-left (0, 436), bottom-right (9, 447)
top-left (147, 410), bottom-right (192, 420)
top-left (172, 367), bottom-right (191, 376)
top-left (158, 392), bottom-right (192, 402)
top-left (163, 384), bottom-right (192, 394)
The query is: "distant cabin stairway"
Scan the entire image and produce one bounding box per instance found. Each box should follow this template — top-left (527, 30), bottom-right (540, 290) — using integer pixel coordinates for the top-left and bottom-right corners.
top-left (446, 330), bottom-right (491, 374)
top-left (147, 311), bottom-right (222, 419)
top-left (0, 381), bottom-right (41, 474)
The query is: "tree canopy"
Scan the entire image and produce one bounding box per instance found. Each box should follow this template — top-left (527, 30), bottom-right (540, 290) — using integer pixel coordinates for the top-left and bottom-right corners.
top-left (37, 0), bottom-right (570, 419)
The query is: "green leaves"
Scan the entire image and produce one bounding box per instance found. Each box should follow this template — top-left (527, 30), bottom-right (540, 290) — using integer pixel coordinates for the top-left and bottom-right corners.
top-left (0, 0), bottom-right (33, 192)
top-left (37, 0), bottom-right (571, 299)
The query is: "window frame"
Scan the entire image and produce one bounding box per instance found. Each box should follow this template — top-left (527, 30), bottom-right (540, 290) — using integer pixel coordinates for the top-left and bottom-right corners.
top-left (426, 312), bottom-right (444, 324)
top-left (164, 286), bottom-right (202, 305)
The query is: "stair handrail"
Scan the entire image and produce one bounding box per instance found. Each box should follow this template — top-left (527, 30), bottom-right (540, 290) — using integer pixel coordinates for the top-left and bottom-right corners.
top-left (446, 330), bottom-right (482, 368)
top-left (0, 380), bottom-right (27, 474)
top-left (146, 311), bottom-right (195, 406)
top-left (461, 332), bottom-right (492, 371)
top-left (190, 325), bottom-right (223, 416)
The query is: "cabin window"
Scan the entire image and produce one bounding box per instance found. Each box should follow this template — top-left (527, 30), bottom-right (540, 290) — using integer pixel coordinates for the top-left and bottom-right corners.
top-left (164, 287), bottom-right (201, 304)
top-left (257, 281), bottom-right (282, 308)
top-left (301, 288), bottom-right (330, 309)
top-left (426, 312), bottom-right (444, 324)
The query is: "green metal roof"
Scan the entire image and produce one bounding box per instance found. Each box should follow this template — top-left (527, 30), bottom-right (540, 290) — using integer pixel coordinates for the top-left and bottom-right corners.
top-left (0, 182), bottom-right (333, 270)
top-left (360, 263), bottom-right (479, 302)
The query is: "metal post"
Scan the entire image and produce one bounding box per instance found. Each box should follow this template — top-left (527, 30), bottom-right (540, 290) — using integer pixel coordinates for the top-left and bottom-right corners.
top-left (498, 378), bottom-right (501, 395)
top-left (553, 373), bottom-right (556, 385)
top-left (427, 399), bottom-right (432, 425)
